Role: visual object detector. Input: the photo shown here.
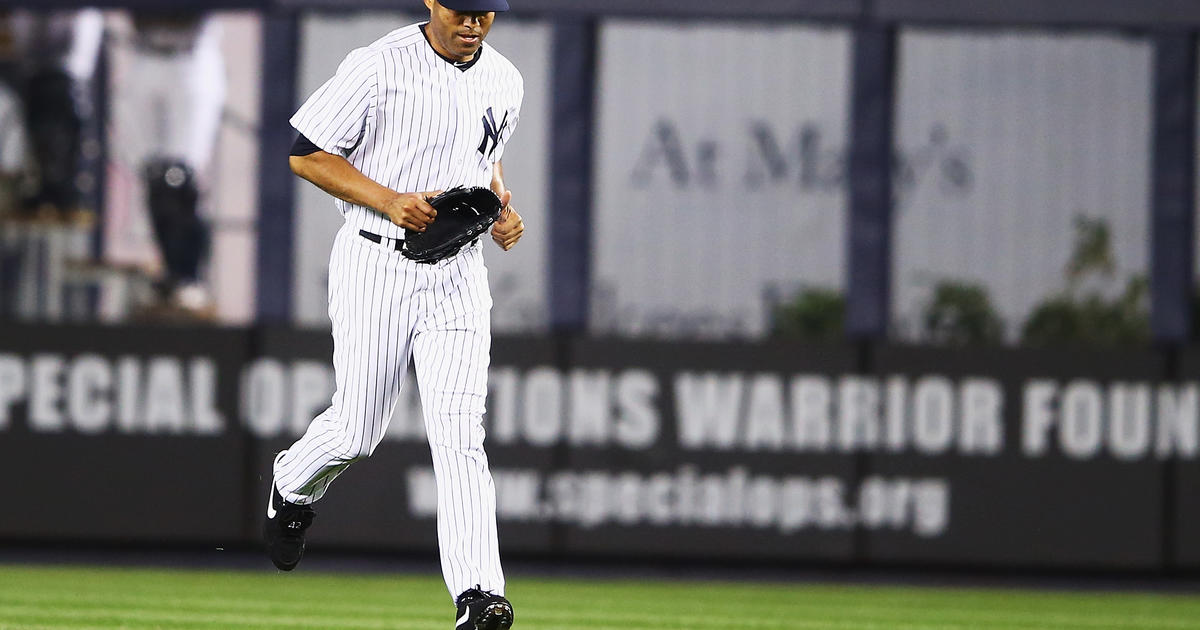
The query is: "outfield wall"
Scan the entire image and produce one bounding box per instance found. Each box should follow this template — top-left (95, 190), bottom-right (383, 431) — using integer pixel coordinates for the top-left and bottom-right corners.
top-left (2, 323), bottom-right (1199, 570)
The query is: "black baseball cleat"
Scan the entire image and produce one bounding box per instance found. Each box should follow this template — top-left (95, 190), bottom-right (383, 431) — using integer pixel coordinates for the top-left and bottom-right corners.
top-left (454, 586), bottom-right (514, 630)
top-left (263, 456), bottom-right (315, 571)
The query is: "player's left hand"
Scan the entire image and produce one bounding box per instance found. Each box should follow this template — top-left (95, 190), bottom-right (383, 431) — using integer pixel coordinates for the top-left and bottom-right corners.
top-left (491, 190), bottom-right (523, 251)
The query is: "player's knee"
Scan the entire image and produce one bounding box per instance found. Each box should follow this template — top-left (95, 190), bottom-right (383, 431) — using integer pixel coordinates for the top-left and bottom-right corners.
top-left (428, 432), bottom-right (486, 461)
top-left (330, 437), bottom-right (376, 463)
top-left (336, 444), bottom-right (373, 463)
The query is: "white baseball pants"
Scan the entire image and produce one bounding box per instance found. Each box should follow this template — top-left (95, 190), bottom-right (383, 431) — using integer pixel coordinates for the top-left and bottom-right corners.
top-left (273, 222), bottom-right (504, 599)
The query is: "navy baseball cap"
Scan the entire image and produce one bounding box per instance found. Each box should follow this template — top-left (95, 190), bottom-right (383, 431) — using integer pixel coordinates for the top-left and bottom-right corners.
top-left (440, 0), bottom-right (510, 11)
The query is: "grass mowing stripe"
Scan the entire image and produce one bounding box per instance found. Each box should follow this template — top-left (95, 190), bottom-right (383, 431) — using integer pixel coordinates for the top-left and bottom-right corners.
top-left (3, 565), bottom-right (1200, 630)
top-left (0, 625), bottom-right (114, 630)
top-left (0, 619), bottom-right (974, 624)
top-left (0, 604), bottom-right (448, 629)
top-left (1, 619), bottom-right (1062, 630)
top-left (520, 582), bottom-right (1200, 610)
top-left (2, 602), bottom-right (1187, 630)
top-left (525, 607), bottom-right (1199, 630)
top-left (0, 591), bottom-right (1046, 628)
top-left (515, 581), bottom-right (1200, 622)
top-left (0, 592), bottom-right (433, 619)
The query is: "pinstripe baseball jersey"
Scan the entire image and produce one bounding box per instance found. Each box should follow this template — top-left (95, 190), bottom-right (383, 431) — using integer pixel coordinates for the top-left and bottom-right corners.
top-left (291, 22), bottom-right (523, 239)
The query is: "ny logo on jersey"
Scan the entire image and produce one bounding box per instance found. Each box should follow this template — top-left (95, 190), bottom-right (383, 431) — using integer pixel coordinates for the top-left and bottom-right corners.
top-left (478, 106), bottom-right (509, 159)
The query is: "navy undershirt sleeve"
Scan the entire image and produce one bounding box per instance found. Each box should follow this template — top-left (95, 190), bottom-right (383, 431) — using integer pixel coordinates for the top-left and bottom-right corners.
top-left (289, 133), bottom-right (323, 157)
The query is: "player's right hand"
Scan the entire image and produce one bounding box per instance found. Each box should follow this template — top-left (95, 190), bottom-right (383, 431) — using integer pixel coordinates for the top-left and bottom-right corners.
top-left (381, 191), bottom-right (441, 232)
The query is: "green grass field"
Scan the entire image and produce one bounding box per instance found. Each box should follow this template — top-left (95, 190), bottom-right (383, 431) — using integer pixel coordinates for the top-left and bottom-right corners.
top-left (1, 564), bottom-right (1200, 630)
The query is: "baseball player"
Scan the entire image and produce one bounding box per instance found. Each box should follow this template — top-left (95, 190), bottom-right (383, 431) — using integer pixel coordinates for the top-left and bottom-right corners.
top-left (263, 2), bottom-right (524, 629)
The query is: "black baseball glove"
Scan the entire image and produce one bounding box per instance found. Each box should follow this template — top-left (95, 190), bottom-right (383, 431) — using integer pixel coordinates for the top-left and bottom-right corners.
top-left (402, 186), bottom-right (503, 264)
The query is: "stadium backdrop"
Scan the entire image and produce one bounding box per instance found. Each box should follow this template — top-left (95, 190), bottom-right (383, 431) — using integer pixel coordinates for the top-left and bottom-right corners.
top-left (0, 0), bottom-right (1198, 573)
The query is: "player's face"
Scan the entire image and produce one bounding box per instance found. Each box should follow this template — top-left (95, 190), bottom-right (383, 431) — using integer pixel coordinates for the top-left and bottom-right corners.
top-left (424, 0), bottom-right (495, 62)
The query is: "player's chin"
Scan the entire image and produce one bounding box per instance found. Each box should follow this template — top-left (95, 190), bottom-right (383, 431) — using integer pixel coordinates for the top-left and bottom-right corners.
top-left (454, 40), bottom-right (482, 56)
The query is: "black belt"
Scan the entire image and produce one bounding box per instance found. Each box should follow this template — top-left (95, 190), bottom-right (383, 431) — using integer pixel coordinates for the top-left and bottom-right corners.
top-left (359, 229), bottom-right (403, 251)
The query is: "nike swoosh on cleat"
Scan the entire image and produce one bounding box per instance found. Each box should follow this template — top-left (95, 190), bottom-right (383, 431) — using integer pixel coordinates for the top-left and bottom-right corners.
top-left (267, 452), bottom-right (286, 519)
top-left (455, 610), bottom-right (470, 628)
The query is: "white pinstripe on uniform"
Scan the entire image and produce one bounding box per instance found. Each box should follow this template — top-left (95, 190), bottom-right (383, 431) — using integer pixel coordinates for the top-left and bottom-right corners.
top-left (272, 21), bottom-right (521, 600)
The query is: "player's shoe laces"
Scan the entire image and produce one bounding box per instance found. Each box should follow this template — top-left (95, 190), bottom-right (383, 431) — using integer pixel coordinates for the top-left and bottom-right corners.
top-left (454, 586), bottom-right (514, 630)
top-left (263, 456), bottom-right (315, 571)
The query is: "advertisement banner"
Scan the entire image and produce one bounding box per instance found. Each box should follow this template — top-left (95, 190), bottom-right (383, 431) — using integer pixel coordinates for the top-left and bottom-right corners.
top-left (866, 346), bottom-right (1168, 569)
top-left (1171, 349), bottom-right (1200, 568)
top-left (0, 324), bottom-right (1193, 570)
top-left (0, 324), bottom-right (251, 542)
top-left (553, 339), bottom-right (858, 561)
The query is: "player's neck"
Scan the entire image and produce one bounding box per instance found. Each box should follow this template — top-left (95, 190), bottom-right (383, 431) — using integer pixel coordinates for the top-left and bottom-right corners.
top-left (420, 23), bottom-right (482, 71)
